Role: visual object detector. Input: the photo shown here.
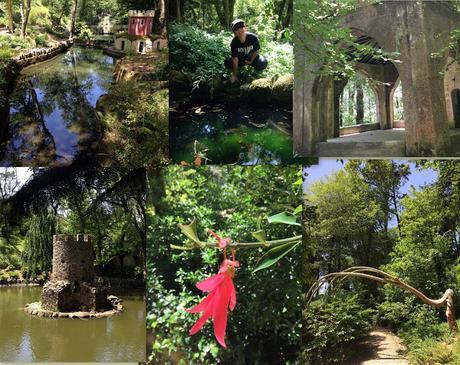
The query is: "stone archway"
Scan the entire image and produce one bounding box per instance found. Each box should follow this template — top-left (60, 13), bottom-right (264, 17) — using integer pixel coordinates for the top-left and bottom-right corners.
top-left (294, 1), bottom-right (460, 157)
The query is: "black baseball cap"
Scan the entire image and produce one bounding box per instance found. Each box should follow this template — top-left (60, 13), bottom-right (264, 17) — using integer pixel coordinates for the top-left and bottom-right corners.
top-left (231, 19), bottom-right (245, 31)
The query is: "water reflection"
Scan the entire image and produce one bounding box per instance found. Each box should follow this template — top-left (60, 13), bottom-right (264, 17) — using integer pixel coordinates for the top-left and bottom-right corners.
top-left (0, 286), bottom-right (145, 362)
top-left (170, 105), bottom-right (296, 165)
top-left (1, 47), bottom-right (115, 166)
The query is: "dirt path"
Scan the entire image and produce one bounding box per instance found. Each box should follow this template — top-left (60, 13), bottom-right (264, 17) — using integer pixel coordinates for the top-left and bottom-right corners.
top-left (344, 327), bottom-right (409, 365)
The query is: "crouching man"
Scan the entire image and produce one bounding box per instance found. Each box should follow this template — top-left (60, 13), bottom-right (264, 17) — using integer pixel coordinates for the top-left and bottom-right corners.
top-left (224, 19), bottom-right (268, 83)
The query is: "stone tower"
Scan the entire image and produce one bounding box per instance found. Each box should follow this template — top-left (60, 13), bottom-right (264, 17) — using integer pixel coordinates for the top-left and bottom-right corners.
top-left (40, 234), bottom-right (108, 313)
top-left (52, 234), bottom-right (94, 282)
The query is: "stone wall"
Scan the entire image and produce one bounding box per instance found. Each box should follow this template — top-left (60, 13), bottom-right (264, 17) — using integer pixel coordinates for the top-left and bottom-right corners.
top-left (13, 40), bottom-right (73, 69)
top-left (52, 234), bottom-right (95, 282)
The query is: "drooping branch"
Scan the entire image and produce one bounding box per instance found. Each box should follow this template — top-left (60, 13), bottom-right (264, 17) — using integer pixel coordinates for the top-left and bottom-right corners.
top-left (306, 266), bottom-right (458, 334)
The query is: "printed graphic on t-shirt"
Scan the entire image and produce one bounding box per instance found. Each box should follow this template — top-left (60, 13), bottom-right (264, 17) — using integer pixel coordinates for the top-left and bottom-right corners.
top-left (237, 45), bottom-right (254, 55)
top-left (231, 33), bottom-right (260, 61)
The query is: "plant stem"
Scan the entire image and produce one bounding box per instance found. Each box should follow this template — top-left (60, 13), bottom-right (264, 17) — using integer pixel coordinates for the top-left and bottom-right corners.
top-left (170, 235), bottom-right (302, 250)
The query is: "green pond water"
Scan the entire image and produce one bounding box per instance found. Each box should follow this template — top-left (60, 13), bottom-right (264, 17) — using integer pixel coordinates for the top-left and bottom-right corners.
top-left (1, 47), bottom-right (115, 166)
top-left (170, 105), bottom-right (298, 165)
top-left (0, 286), bottom-right (145, 362)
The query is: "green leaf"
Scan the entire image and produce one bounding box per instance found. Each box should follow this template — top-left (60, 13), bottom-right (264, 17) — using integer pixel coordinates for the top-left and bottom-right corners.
top-left (293, 204), bottom-right (303, 215)
top-left (251, 230), bottom-right (268, 246)
top-left (177, 218), bottom-right (204, 247)
top-left (252, 241), bottom-right (300, 273)
top-left (267, 212), bottom-right (301, 226)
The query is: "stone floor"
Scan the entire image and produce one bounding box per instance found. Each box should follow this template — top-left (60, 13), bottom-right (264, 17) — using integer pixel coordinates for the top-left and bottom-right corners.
top-left (317, 129), bottom-right (406, 157)
top-left (317, 128), bottom-right (460, 157)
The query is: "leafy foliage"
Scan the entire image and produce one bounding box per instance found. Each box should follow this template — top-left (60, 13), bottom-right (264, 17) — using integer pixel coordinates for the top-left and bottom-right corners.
top-left (147, 166), bottom-right (302, 364)
top-left (99, 82), bottom-right (168, 168)
top-left (302, 291), bottom-right (376, 364)
top-left (169, 22), bottom-right (293, 91)
top-left (22, 211), bottom-right (56, 279)
top-left (304, 160), bottom-right (460, 363)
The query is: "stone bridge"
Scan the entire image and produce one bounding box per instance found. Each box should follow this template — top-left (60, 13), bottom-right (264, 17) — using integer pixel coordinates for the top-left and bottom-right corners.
top-left (294, 1), bottom-right (460, 157)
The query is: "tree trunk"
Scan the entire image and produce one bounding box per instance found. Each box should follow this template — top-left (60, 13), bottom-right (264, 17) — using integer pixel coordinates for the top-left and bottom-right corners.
top-left (173, 0), bottom-right (182, 22)
top-left (307, 266), bottom-right (459, 334)
top-left (20, 0), bottom-right (31, 39)
top-left (7, 0), bottom-right (14, 33)
top-left (213, 0), bottom-right (235, 28)
top-left (283, 0), bottom-right (293, 29)
top-left (157, 0), bottom-right (167, 36)
top-left (356, 85), bottom-right (364, 124)
top-left (70, 0), bottom-right (78, 39)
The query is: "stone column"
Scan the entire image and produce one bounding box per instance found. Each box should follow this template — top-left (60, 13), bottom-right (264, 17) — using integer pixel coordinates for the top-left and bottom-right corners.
top-left (396, 2), bottom-right (451, 156)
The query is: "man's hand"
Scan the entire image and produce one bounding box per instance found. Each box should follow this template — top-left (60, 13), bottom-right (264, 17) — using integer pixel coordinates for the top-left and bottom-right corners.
top-left (244, 59), bottom-right (253, 65)
top-left (230, 74), bottom-right (239, 83)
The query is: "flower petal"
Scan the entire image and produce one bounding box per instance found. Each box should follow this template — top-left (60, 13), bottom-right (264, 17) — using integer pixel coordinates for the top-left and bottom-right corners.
top-left (186, 290), bottom-right (216, 313)
top-left (196, 272), bottom-right (226, 292)
top-left (212, 280), bottom-right (230, 348)
top-left (189, 309), bottom-right (212, 335)
top-left (228, 277), bottom-right (236, 311)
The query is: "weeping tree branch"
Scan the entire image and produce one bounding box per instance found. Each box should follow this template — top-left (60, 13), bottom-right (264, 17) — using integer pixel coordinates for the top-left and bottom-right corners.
top-left (306, 266), bottom-right (458, 334)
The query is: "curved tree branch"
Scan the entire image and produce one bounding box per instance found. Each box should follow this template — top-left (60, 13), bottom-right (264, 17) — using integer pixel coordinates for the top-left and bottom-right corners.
top-left (306, 266), bottom-right (458, 334)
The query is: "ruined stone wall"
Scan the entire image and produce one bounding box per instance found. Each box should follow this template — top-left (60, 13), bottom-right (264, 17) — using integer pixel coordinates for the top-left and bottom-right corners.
top-left (52, 234), bottom-right (95, 282)
top-left (443, 57), bottom-right (460, 127)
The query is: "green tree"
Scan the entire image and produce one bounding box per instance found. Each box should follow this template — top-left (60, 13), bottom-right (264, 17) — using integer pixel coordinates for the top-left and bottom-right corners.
top-left (22, 211), bottom-right (56, 279)
top-left (147, 166), bottom-right (302, 365)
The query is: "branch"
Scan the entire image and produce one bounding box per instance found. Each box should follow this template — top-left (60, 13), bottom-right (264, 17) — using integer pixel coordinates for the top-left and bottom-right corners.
top-left (306, 266), bottom-right (458, 334)
top-left (170, 235), bottom-right (302, 250)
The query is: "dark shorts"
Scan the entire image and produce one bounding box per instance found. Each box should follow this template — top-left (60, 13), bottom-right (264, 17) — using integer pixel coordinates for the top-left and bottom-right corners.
top-left (224, 55), bottom-right (268, 71)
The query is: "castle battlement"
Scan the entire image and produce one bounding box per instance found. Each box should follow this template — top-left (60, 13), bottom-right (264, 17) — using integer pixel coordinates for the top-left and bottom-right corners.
top-left (53, 234), bottom-right (91, 243)
top-left (128, 10), bottom-right (155, 17)
top-left (52, 234), bottom-right (95, 282)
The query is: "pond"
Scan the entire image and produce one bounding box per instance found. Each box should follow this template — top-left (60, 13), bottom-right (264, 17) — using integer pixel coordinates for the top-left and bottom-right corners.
top-left (0, 286), bottom-right (145, 362)
top-left (170, 104), bottom-right (300, 165)
top-left (1, 47), bottom-right (116, 166)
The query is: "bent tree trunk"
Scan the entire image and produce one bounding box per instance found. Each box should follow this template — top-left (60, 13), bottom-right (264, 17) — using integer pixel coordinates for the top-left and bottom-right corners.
top-left (306, 266), bottom-right (458, 334)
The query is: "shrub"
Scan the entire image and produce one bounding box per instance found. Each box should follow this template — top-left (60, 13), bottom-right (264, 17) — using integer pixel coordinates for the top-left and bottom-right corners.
top-left (407, 338), bottom-right (453, 365)
top-left (29, 2), bottom-right (51, 27)
top-left (75, 22), bottom-right (93, 42)
top-left (169, 22), bottom-right (293, 93)
top-left (0, 34), bottom-right (29, 51)
top-left (34, 34), bottom-right (49, 47)
top-left (302, 291), bottom-right (376, 364)
top-left (169, 22), bottom-right (229, 92)
top-left (98, 82), bottom-right (168, 168)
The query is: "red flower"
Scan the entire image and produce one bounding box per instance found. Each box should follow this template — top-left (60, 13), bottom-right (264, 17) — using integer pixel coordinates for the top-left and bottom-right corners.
top-left (186, 258), bottom-right (239, 348)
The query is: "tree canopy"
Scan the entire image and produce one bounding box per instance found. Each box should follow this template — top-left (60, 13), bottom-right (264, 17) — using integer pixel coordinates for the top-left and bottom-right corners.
top-left (303, 160), bottom-right (460, 364)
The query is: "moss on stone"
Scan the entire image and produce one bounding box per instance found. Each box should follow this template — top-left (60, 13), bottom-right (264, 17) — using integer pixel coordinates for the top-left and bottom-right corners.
top-left (241, 77), bottom-right (273, 104)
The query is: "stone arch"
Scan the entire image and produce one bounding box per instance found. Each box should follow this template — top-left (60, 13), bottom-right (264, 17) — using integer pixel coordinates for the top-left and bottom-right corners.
top-left (443, 56), bottom-right (460, 128)
top-left (294, 1), bottom-right (460, 156)
top-left (335, 69), bottom-right (380, 135)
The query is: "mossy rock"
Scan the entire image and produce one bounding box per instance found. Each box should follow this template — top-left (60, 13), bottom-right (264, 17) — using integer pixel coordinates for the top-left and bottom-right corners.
top-left (272, 74), bottom-right (293, 107)
top-left (241, 77), bottom-right (273, 104)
